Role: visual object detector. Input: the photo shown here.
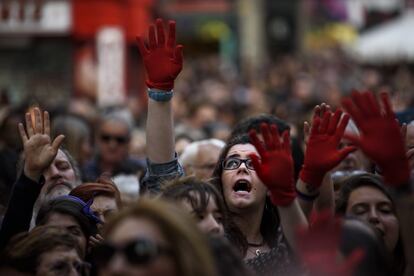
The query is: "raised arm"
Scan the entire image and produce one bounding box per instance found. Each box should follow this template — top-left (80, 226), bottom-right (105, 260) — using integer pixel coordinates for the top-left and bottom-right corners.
top-left (341, 91), bottom-right (410, 187)
top-left (248, 123), bottom-right (307, 250)
top-left (0, 108), bottom-right (64, 249)
top-left (342, 91), bottom-right (413, 274)
top-left (137, 18), bottom-right (183, 163)
top-left (137, 19), bottom-right (184, 193)
top-left (298, 107), bottom-right (355, 217)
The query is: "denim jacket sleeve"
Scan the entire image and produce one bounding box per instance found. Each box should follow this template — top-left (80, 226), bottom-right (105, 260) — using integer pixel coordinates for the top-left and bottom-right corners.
top-left (141, 153), bottom-right (184, 194)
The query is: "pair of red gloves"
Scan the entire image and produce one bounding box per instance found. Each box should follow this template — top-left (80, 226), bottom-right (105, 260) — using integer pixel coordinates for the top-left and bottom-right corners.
top-left (250, 91), bottom-right (409, 208)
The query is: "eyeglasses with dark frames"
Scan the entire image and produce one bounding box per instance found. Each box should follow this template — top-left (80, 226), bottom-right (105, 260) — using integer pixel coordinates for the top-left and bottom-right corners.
top-left (222, 157), bottom-right (256, 171)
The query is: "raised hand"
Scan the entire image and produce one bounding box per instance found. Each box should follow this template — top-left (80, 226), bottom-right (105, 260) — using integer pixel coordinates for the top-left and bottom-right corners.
top-left (303, 103), bottom-right (331, 144)
top-left (248, 123), bottom-right (296, 206)
top-left (18, 108), bottom-right (65, 182)
top-left (136, 18), bottom-right (183, 91)
top-left (342, 91), bottom-right (409, 187)
top-left (300, 108), bottom-right (356, 188)
top-left (297, 210), bottom-right (364, 276)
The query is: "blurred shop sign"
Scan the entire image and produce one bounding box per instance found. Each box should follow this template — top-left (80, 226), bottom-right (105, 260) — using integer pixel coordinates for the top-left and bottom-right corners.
top-left (0, 0), bottom-right (71, 35)
top-left (164, 0), bottom-right (232, 13)
top-left (97, 27), bottom-right (126, 108)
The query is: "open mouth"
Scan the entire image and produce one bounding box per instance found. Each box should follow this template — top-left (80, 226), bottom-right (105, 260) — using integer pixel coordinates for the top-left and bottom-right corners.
top-left (233, 180), bottom-right (252, 193)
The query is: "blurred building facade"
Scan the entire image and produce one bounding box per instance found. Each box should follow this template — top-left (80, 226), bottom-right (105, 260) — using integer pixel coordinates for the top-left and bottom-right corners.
top-left (0, 0), bottom-right (153, 108)
top-left (0, 0), bottom-right (305, 108)
top-left (1, 0), bottom-right (409, 109)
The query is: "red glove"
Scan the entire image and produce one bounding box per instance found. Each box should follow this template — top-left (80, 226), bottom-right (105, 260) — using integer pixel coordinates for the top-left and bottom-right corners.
top-left (300, 109), bottom-right (356, 188)
top-left (342, 91), bottom-right (410, 187)
top-left (136, 18), bottom-right (183, 91)
top-left (297, 210), bottom-right (364, 276)
top-left (248, 123), bottom-right (296, 206)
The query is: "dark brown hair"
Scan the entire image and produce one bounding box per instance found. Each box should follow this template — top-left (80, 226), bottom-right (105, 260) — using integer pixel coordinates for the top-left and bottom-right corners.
top-left (335, 173), bottom-right (405, 275)
top-left (211, 134), bottom-right (281, 253)
top-left (1, 226), bottom-right (82, 274)
top-left (162, 176), bottom-right (248, 254)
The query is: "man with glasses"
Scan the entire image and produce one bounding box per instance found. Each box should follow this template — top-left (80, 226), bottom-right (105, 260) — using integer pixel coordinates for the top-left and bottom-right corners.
top-left (82, 110), bottom-right (145, 183)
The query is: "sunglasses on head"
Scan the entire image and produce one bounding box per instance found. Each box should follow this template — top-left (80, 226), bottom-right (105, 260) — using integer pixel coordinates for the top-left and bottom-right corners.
top-left (92, 238), bottom-right (172, 266)
top-left (222, 157), bottom-right (255, 170)
top-left (100, 134), bottom-right (129, 144)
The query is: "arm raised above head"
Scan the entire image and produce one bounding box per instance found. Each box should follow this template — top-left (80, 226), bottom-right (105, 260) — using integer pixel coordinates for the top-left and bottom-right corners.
top-left (137, 18), bottom-right (183, 164)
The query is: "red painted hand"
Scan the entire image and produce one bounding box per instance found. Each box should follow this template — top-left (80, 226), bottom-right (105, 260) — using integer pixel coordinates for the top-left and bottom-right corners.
top-left (136, 18), bottom-right (183, 91)
top-left (249, 123), bottom-right (296, 206)
top-left (342, 91), bottom-right (409, 187)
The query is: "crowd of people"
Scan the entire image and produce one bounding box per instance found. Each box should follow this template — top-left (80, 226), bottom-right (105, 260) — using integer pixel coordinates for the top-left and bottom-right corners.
top-left (0, 17), bottom-right (414, 276)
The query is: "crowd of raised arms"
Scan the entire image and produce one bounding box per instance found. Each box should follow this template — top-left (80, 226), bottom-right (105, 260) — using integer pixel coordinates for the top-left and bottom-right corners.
top-left (0, 18), bottom-right (414, 276)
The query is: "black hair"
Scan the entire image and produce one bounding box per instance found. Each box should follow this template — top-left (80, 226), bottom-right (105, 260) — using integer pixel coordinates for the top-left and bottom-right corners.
top-left (230, 114), bottom-right (290, 138)
top-left (229, 114), bottom-right (303, 180)
top-left (211, 135), bottom-right (280, 253)
top-left (340, 218), bottom-right (391, 276)
top-left (36, 196), bottom-right (99, 239)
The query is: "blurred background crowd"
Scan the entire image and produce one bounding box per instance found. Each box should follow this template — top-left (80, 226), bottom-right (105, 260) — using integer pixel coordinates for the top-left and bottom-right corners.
top-left (1, 0), bottom-right (414, 218)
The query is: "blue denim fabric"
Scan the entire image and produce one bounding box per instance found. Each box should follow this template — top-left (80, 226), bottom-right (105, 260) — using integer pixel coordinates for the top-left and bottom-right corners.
top-left (141, 154), bottom-right (184, 194)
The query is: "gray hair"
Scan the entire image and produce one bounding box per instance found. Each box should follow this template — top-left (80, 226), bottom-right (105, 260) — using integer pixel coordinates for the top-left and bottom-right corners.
top-left (179, 139), bottom-right (225, 168)
top-left (99, 108), bottom-right (134, 136)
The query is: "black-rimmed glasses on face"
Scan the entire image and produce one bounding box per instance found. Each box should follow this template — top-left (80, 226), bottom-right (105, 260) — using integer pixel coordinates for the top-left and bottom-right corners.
top-left (222, 157), bottom-right (255, 170)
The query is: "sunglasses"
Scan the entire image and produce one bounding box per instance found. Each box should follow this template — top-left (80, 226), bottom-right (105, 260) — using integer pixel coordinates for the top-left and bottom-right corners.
top-left (92, 239), bottom-right (172, 266)
top-left (100, 134), bottom-right (129, 144)
top-left (222, 157), bottom-right (255, 171)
